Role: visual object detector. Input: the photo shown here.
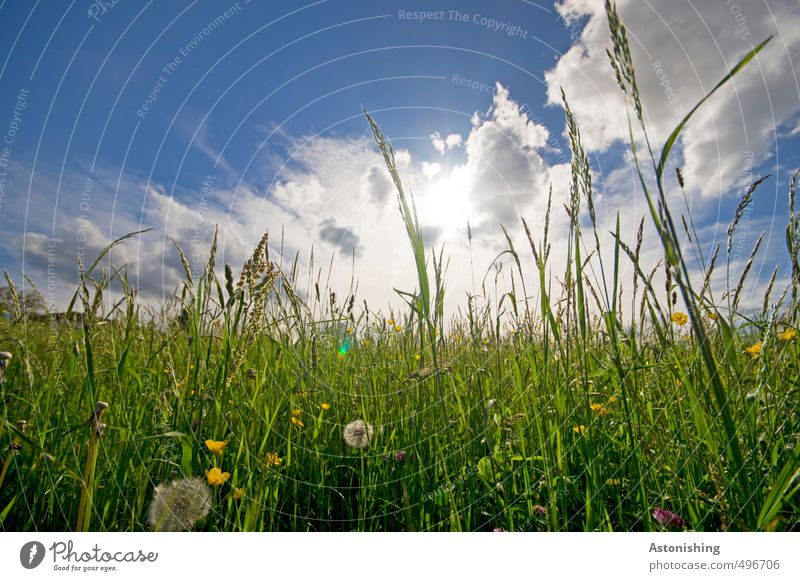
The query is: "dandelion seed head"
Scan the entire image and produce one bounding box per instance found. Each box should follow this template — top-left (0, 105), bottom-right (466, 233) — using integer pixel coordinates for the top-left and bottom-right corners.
top-left (148, 477), bottom-right (211, 532)
top-left (343, 419), bottom-right (374, 449)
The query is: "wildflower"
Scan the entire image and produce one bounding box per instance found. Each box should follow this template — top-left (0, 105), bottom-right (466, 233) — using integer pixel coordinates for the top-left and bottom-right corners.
top-left (205, 439), bottom-right (226, 456)
top-left (590, 403), bottom-right (608, 416)
top-left (291, 416), bottom-right (304, 428)
top-left (205, 467), bottom-right (230, 486)
top-left (531, 505), bottom-right (547, 517)
top-left (573, 425), bottom-right (586, 434)
top-left (394, 325), bottom-right (403, 332)
top-left (744, 342), bottom-right (762, 358)
top-left (779, 327), bottom-right (797, 342)
top-left (0, 351), bottom-right (10, 382)
top-left (0, 351), bottom-right (11, 368)
top-left (343, 419), bottom-right (374, 449)
top-left (671, 312), bottom-right (688, 326)
top-left (607, 396), bottom-right (618, 404)
top-left (148, 477), bottom-right (211, 531)
top-left (395, 450), bottom-right (407, 462)
top-left (606, 478), bottom-right (621, 487)
top-left (346, 328), bottom-right (353, 335)
top-left (652, 507), bottom-right (685, 529)
top-left (387, 319), bottom-right (394, 326)
top-left (493, 527), bottom-right (505, 532)
top-left (415, 354), bottom-right (421, 361)
top-left (233, 488), bottom-right (245, 500)
top-left (266, 452), bottom-right (283, 467)
top-left (291, 409), bottom-right (302, 417)
top-left (321, 403), bottom-right (331, 411)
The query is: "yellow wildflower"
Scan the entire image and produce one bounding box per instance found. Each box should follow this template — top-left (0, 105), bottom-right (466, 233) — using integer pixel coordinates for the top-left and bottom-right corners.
top-left (590, 403), bottom-right (608, 416)
top-left (205, 439), bottom-right (227, 455)
top-left (606, 478), bottom-right (621, 487)
top-left (233, 487), bottom-right (244, 500)
top-left (205, 467), bottom-right (230, 486)
top-left (573, 425), bottom-right (586, 434)
top-left (266, 452), bottom-right (282, 467)
top-left (346, 328), bottom-right (353, 335)
top-left (291, 416), bottom-right (304, 428)
top-left (321, 403), bottom-right (331, 411)
top-left (414, 354), bottom-right (421, 361)
top-left (607, 396), bottom-right (617, 404)
top-left (744, 342), bottom-right (762, 358)
top-left (671, 312), bottom-right (688, 326)
top-left (387, 319), bottom-right (394, 326)
top-left (394, 325), bottom-right (402, 332)
top-left (291, 409), bottom-right (302, 417)
top-left (779, 327), bottom-right (797, 342)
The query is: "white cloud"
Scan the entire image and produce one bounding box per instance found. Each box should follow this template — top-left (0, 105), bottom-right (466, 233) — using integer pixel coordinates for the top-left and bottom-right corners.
top-left (430, 131), bottom-right (463, 155)
top-left (421, 162), bottom-right (442, 180)
top-left (545, 0), bottom-right (800, 197)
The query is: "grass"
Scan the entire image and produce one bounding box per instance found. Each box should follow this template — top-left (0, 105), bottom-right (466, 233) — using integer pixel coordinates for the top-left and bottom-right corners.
top-left (0, 2), bottom-right (798, 532)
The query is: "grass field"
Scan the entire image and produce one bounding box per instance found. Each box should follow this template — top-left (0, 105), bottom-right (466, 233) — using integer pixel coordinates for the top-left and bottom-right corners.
top-left (1, 2), bottom-right (798, 532)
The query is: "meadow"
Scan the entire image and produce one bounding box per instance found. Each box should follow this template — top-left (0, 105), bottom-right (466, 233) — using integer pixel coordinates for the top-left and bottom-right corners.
top-left (1, 3), bottom-right (798, 532)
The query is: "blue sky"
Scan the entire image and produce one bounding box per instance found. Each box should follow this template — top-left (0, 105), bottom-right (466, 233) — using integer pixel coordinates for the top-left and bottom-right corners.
top-left (1, 0), bottom-right (799, 318)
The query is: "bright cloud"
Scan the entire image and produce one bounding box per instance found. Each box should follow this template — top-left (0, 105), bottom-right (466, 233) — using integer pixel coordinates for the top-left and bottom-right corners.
top-left (545, 0), bottom-right (800, 197)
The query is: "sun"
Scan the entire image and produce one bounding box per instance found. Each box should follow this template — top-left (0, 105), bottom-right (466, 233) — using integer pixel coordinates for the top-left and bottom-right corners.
top-left (418, 167), bottom-right (473, 239)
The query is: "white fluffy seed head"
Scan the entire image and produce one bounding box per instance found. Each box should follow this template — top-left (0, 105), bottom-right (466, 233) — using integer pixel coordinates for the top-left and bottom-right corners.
top-left (148, 477), bottom-right (212, 532)
top-left (343, 419), bottom-right (374, 449)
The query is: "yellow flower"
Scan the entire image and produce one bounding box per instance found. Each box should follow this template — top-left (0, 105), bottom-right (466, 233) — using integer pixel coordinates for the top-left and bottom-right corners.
top-left (361, 339), bottom-right (369, 347)
top-left (321, 403), bottom-right (331, 411)
top-left (394, 325), bottom-right (403, 332)
top-left (205, 467), bottom-right (230, 486)
top-left (744, 342), bottom-right (762, 358)
top-left (779, 327), bottom-right (797, 342)
top-left (233, 487), bottom-right (244, 500)
top-left (590, 403), bottom-right (608, 416)
top-left (671, 312), bottom-right (688, 326)
top-left (606, 478), bottom-right (621, 487)
top-left (291, 416), bottom-right (304, 428)
top-left (708, 312), bottom-right (718, 321)
top-left (205, 439), bottom-right (227, 455)
top-left (266, 452), bottom-right (282, 467)
top-left (346, 327), bottom-right (353, 335)
top-left (573, 425), bottom-right (586, 434)
top-left (291, 409), bottom-right (302, 417)
top-left (414, 354), bottom-right (421, 361)
top-left (607, 396), bottom-right (617, 404)
top-left (387, 319), bottom-right (394, 326)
